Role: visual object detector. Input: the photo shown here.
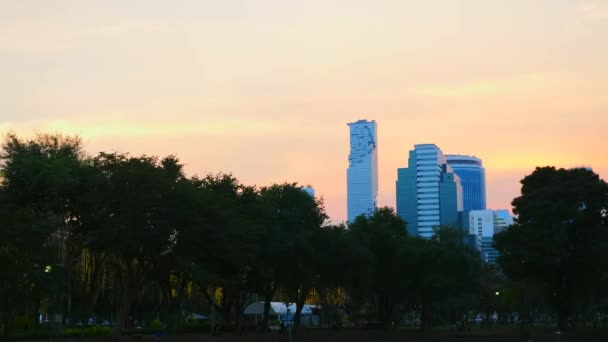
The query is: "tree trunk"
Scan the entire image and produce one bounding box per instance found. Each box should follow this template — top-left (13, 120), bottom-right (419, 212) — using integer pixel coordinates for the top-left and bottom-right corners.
top-left (557, 310), bottom-right (569, 331)
top-left (234, 291), bottom-right (247, 334)
top-left (112, 266), bottom-right (132, 338)
top-left (294, 289), bottom-right (307, 328)
top-left (420, 297), bottom-right (432, 331)
top-left (319, 289), bottom-right (328, 327)
top-left (112, 290), bottom-right (131, 337)
top-left (165, 282), bottom-right (184, 334)
top-left (220, 287), bottom-right (233, 326)
top-left (0, 312), bottom-right (7, 341)
top-left (377, 294), bottom-right (393, 329)
top-left (261, 285), bottom-right (276, 330)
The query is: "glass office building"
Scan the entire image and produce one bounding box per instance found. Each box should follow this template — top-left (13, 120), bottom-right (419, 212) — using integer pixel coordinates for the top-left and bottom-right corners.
top-left (396, 144), bottom-right (463, 238)
top-left (464, 209), bottom-right (514, 263)
top-left (446, 155), bottom-right (486, 211)
top-left (347, 120), bottom-right (378, 222)
top-left (302, 186), bottom-right (315, 198)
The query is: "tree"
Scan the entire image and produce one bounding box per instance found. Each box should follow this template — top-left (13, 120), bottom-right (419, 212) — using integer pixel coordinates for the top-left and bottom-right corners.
top-left (0, 133), bottom-right (86, 336)
top-left (176, 174), bottom-right (262, 332)
top-left (348, 207), bottom-right (408, 327)
top-left (316, 224), bottom-right (373, 327)
top-left (254, 183), bottom-right (327, 328)
top-left (398, 227), bottom-right (481, 330)
top-left (74, 153), bottom-right (192, 335)
top-left (494, 166), bottom-right (608, 330)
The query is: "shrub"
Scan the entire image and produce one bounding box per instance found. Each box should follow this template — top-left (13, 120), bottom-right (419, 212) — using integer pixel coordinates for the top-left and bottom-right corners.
top-left (149, 319), bottom-right (163, 329)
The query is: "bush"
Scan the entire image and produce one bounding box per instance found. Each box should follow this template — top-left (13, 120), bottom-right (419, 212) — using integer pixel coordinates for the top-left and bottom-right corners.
top-left (149, 319), bottom-right (163, 329)
top-left (62, 325), bottom-right (111, 337)
top-left (182, 320), bottom-right (210, 333)
top-left (8, 325), bottom-right (111, 340)
top-left (9, 315), bottom-right (33, 332)
top-left (123, 327), bottom-right (163, 335)
top-left (7, 330), bottom-right (53, 341)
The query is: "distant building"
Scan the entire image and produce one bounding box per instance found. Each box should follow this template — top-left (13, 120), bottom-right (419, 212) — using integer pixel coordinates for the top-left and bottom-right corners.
top-left (302, 186), bottom-right (315, 197)
top-left (447, 154), bottom-right (486, 211)
top-left (465, 209), bottom-right (514, 263)
top-left (493, 209), bottom-right (513, 234)
top-left (396, 144), bottom-right (463, 238)
top-left (347, 120), bottom-right (378, 222)
top-left (570, 165), bottom-right (593, 171)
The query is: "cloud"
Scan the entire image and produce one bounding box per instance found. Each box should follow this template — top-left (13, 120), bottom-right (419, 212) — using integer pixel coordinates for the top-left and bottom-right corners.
top-left (577, 2), bottom-right (608, 21)
top-left (92, 23), bottom-right (175, 36)
top-left (0, 20), bottom-right (175, 54)
top-left (412, 72), bottom-right (560, 97)
top-left (0, 116), bottom-right (282, 139)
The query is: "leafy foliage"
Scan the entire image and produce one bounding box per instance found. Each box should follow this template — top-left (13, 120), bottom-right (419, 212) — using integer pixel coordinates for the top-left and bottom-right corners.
top-left (495, 166), bottom-right (608, 329)
top-left (7, 133), bottom-right (603, 336)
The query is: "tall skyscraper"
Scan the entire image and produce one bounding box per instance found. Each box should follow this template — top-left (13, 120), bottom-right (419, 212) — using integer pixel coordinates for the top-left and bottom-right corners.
top-left (347, 119), bottom-right (378, 222)
top-left (396, 144), bottom-right (463, 238)
top-left (446, 155), bottom-right (486, 211)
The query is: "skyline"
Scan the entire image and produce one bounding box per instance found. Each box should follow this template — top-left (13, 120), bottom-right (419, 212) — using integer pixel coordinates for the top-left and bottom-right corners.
top-left (1, 0), bottom-right (607, 223)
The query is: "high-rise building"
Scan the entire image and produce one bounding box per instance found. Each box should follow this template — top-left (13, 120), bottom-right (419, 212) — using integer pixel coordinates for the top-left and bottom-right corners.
top-left (446, 155), bottom-right (486, 211)
top-left (347, 120), bottom-right (378, 222)
top-left (465, 209), bottom-right (514, 263)
top-left (493, 209), bottom-right (514, 234)
top-left (302, 186), bottom-right (315, 198)
top-left (396, 144), bottom-right (463, 238)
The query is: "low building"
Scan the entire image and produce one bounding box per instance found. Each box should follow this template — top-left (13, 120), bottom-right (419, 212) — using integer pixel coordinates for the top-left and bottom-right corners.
top-left (464, 209), bottom-right (514, 263)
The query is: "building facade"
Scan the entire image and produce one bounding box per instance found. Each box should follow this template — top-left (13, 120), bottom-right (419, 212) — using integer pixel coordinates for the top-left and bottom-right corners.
top-left (396, 144), bottom-right (463, 238)
top-left (302, 186), bottom-right (315, 198)
top-left (493, 209), bottom-right (513, 234)
top-left (347, 120), bottom-right (378, 222)
top-left (446, 154), bottom-right (486, 211)
top-left (465, 209), bottom-right (514, 263)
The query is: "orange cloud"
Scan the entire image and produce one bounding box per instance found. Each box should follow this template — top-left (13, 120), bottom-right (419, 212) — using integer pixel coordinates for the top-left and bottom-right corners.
top-left (0, 117), bottom-right (283, 139)
top-left (413, 73), bottom-right (560, 97)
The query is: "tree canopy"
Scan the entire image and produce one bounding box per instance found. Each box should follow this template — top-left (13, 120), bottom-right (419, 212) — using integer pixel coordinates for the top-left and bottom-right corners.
top-left (7, 133), bottom-right (607, 337)
top-left (495, 166), bottom-right (608, 330)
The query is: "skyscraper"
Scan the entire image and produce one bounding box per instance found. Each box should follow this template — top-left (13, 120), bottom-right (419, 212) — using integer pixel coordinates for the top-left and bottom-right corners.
top-left (347, 119), bottom-right (378, 222)
top-left (396, 144), bottom-right (463, 238)
top-left (446, 155), bottom-right (486, 211)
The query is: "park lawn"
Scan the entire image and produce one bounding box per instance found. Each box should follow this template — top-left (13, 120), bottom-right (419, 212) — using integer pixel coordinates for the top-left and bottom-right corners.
top-left (15, 328), bottom-right (608, 342)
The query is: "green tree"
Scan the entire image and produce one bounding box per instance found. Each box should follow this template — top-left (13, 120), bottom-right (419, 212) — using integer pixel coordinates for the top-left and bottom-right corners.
top-left (398, 227), bottom-right (481, 330)
top-left (73, 153), bottom-right (192, 335)
top-left (348, 207), bottom-right (408, 327)
top-left (176, 174), bottom-right (262, 331)
top-left (494, 166), bottom-right (608, 330)
top-left (255, 183), bottom-right (327, 328)
top-left (316, 224), bottom-right (373, 327)
top-left (0, 133), bottom-right (86, 335)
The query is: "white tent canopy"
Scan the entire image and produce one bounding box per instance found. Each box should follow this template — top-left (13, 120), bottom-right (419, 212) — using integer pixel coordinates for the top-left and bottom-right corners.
top-left (243, 302), bottom-right (313, 316)
top-left (185, 313), bottom-right (208, 320)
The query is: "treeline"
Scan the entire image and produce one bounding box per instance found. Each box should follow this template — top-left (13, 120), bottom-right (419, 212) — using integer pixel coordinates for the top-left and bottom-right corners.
top-left (0, 133), bottom-right (484, 336)
top-left (1, 133), bottom-right (608, 337)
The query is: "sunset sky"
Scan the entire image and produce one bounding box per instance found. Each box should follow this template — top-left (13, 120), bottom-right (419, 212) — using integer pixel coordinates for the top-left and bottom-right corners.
top-left (1, 0), bottom-right (607, 222)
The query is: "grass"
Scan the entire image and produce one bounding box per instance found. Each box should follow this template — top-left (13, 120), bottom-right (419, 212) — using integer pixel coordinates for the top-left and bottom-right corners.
top-left (7, 324), bottom-right (608, 341)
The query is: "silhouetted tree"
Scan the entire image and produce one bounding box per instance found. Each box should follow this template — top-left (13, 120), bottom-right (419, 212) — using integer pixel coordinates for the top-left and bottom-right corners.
top-left (495, 166), bottom-right (608, 330)
top-left (348, 207), bottom-right (408, 327)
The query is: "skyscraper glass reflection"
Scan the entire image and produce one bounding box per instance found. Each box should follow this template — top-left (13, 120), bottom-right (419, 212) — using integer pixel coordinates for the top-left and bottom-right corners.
top-left (396, 144), bottom-right (463, 238)
top-left (446, 155), bottom-right (486, 211)
top-left (347, 120), bottom-right (378, 222)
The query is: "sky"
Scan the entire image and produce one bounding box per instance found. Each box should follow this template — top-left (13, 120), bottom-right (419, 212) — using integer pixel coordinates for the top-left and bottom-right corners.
top-left (1, 0), bottom-right (607, 223)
